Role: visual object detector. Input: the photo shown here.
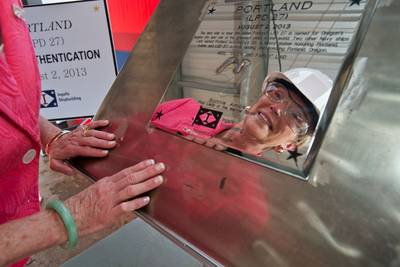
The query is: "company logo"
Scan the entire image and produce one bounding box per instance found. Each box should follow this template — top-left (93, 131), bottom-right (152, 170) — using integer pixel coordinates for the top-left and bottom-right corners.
top-left (40, 90), bottom-right (58, 108)
top-left (193, 107), bottom-right (222, 129)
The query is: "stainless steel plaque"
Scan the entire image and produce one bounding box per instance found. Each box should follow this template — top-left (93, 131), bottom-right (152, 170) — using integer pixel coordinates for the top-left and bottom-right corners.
top-left (70, 1), bottom-right (400, 267)
top-left (148, 0), bottom-right (372, 178)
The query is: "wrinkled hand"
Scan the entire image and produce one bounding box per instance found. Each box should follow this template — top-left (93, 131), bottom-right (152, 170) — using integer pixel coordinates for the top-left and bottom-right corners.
top-left (64, 159), bottom-right (165, 237)
top-left (183, 135), bottom-right (226, 151)
top-left (48, 120), bottom-right (116, 175)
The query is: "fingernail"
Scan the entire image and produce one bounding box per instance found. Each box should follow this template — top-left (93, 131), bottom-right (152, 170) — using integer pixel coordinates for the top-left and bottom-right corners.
top-left (102, 150), bottom-right (109, 154)
top-left (108, 141), bottom-right (116, 146)
top-left (148, 159), bottom-right (155, 165)
top-left (155, 163), bottom-right (165, 171)
top-left (108, 134), bottom-right (115, 139)
top-left (143, 197), bottom-right (150, 204)
top-left (155, 175), bottom-right (163, 184)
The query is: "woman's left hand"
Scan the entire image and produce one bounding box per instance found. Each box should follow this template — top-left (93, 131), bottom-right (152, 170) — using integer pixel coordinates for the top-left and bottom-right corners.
top-left (47, 120), bottom-right (116, 175)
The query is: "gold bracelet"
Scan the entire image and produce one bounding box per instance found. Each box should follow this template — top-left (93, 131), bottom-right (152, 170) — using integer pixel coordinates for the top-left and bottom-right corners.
top-left (45, 130), bottom-right (70, 155)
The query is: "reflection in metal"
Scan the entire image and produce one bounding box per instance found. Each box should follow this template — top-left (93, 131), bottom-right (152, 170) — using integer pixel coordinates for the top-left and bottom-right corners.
top-left (237, 0), bottom-right (269, 119)
top-left (383, 202), bottom-right (400, 224)
top-left (216, 56), bottom-right (250, 74)
top-left (390, 246), bottom-right (400, 267)
top-left (270, 0), bottom-right (282, 72)
top-left (303, 0), bottom-right (379, 176)
top-left (252, 240), bottom-right (288, 267)
top-left (73, 1), bottom-right (400, 266)
top-left (378, 0), bottom-right (394, 7)
top-left (235, 59), bottom-right (250, 74)
top-left (155, 0), bottom-right (379, 178)
top-left (319, 150), bottom-right (362, 179)
top-left (216, 56), bottom-right (238, 73)
top-left (297, 201), bottom-right (362, 258)
top-left (336, 57), bottom-right (369, 114)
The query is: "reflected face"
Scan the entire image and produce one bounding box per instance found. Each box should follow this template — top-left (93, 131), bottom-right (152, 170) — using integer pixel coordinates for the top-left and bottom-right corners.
top-left (242, 81), bottom-right (313, 149)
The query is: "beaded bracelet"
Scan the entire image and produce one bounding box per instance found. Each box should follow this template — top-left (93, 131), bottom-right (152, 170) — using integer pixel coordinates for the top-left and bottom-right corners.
top-left (46, 200), bottom-right (78, 249)
top-left (45, 130), bottom-right (70, 155)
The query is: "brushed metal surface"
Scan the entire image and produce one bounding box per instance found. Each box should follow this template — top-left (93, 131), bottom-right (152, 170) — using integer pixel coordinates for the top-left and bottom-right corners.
top-left (73, 0), bottom-right (400, 266)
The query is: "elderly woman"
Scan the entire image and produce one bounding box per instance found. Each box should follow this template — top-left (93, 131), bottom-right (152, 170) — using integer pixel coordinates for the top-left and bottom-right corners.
top-left (0, 1), bottom-right (165, 266)
top-left (151, 70), bottom-right (331, 156)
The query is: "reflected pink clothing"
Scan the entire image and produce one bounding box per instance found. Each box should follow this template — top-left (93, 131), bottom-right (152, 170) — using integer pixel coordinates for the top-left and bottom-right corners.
top-left (0, 1), bottom-right (41, 266)
top-left (151, 98), bottom-right (233, 139)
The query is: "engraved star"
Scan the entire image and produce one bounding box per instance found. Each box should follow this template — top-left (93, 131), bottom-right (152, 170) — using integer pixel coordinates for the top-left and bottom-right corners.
top-left (208, 7), bottom-right (216, 14)
top-left (287, 148), bottom-right (303, 168)
top-left (349, 0), bottom-right (361, 6)
top-left (155, 110), bottom-right (164, 120)
top-left (93, 5), bottom-right (100, 12)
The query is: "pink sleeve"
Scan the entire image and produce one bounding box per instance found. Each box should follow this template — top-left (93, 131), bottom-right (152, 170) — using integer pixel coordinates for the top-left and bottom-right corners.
top-left (151, 98), bottom-right (233, 139)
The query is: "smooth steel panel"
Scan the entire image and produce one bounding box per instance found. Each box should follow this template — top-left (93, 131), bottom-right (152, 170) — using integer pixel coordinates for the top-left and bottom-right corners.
top-left (73, 1), bottom-right (400, 266)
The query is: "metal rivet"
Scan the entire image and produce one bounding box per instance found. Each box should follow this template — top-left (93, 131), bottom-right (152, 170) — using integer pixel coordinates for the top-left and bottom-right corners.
top-left (22, 149), bottom-right (36, 164)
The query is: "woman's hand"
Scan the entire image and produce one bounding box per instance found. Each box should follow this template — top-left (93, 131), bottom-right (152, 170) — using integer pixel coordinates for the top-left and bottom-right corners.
top-left (0, 159), bottom-right (165, 266)
top-left (64, 159), bottom-right (165, 237)
top-left (183, 135), bottom-right (227, 151)
top-left (47, 120), bottom-right (116, 175)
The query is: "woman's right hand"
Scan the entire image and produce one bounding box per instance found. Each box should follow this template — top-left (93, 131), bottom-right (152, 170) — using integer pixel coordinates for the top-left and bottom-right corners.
top-left (64, 159), bottom-right (165, 237)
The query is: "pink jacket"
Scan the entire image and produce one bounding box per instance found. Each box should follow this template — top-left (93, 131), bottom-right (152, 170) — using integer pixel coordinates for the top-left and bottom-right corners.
top-left (151, 98), bottom-right (233, 139)
top-left (0, 1), bottom-right (41, 266)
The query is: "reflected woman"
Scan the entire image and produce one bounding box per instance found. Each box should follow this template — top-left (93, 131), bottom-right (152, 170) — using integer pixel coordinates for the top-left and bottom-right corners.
top-left (151, 68), bottom-right (332, 156)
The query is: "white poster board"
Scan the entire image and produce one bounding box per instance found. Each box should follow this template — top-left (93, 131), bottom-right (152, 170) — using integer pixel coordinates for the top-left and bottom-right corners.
top-left (25, 0), bottom-right (117, 120)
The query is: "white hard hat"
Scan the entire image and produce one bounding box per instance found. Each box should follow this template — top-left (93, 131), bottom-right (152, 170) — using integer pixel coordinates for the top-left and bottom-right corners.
top-left (283, 68), bottom-right (333, 112)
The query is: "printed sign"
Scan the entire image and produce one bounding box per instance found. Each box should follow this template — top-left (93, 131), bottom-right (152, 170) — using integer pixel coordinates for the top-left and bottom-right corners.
top-left (25, 0), bottom-right (117, 120)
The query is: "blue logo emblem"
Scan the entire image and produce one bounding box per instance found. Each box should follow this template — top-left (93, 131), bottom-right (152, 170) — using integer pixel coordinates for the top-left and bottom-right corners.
top-left (40, 90), bottom-right (58, 108)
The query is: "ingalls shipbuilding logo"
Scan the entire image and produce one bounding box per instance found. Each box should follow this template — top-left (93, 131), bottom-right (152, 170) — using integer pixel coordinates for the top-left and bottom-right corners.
top-left (193, 107), bottom-right (222, 129)
top-left (40, 90), bottom-right (58, 108)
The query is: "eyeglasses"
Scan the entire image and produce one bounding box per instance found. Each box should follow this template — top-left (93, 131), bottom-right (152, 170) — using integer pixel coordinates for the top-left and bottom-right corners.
top-left (263, 82), bottom-right (309, 136)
